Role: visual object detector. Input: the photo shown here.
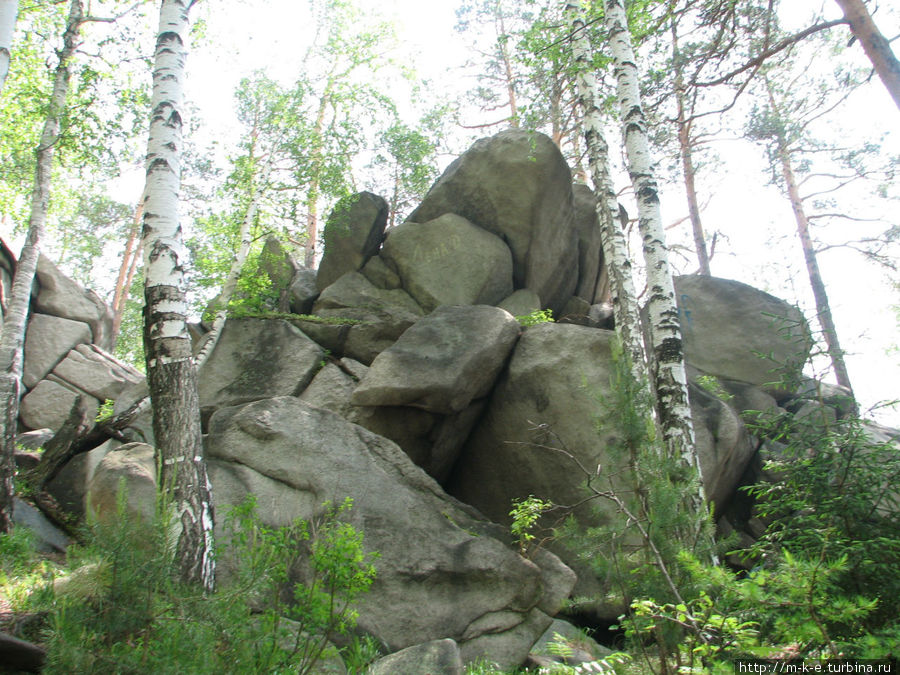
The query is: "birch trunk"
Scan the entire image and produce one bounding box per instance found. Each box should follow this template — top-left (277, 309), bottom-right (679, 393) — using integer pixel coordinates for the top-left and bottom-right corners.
top-left (142, 0), bottom-right (214, 591)
top-left (0, 0), bottom-right (83, 534)
top-left (0, 0), bottom-right (16, 96)
top-left (765, 80), bottom-right (855, 400)
top-left (834, 0), bottom-right (900, 112)
top-left (565, 0), bottom-right (648, 381)
top-left (604, 0), bottom-right (706, 506)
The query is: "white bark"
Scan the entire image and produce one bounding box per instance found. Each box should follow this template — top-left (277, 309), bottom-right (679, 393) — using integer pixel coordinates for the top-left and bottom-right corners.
top-left (0, 0), bottom-right (17, 96)
top-left (604, 0), bottom-right (706, 504)
top-left (0, 0), bottom-right (83, 533)
top-left (565, 0), bottom-right (648, 381)
top-left (142, 0), bottom-right (214, 591)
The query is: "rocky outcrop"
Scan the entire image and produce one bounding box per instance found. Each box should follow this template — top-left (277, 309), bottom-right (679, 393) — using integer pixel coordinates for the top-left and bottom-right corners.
top-left (316, 191), bottom-right (388, 291)
top-left (409, 129), bottom-right (579, 313)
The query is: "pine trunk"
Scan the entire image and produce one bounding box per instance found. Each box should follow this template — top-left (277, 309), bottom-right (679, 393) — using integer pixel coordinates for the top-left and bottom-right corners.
top-left (142, 0), bottom-right (214, 591)
top-left (672, 25), bottom-right (711, 276)
top-left (0, 0), bottom-right (16, 95)
top-left (110, 199), bottom-right (145, 347)
top-left (605, 0), bottom-right (706, 506)
top-left (766, 82), bottom-right (855, 399)
top-left (0, 0), bottom-right (83, 533)
top-left (834, 0), bottom-right (900, 112)
top-left (565, 0), bottom-right (648, 381)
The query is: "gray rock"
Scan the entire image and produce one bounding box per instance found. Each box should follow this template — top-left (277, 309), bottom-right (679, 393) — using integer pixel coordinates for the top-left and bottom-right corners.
top-left (367, 639), bottom-right (463, 675)
top-left (409, 130), bottom-right (579, 313)
top-left (46, 440), bottom-right (116, 520)
top-left (352, 305), bottom-right (520, 414)
top-left (197, 317), bottom-right (323, 415)
top-left (675, 275), bottom-right (811, 396)
top-left (312, 272), bottom-right (424, 364)
top-left (380, 214), bottom-right (514, 312)
top-left (86, 442), bottom-right (157, 525)
top-left (688, 383), bottom-right (755, 507)
top-left (531, 618), bottom-right (612, 666)
top-left (317, 192), bottom-right (389, 291)
top-left (498, 289), bottom-right (541, 318)
top-left (206, 397), bottom-right (574, 669)
top-left (51, 344), bottom-right (144, 402)
top-left (34, 255), bottom-right (113, 350)
top-left (15, 429), bottom-right (54, 451)
top-left (12, 497), bottom-right (69, 553)
top-left (361, 254), bottom-right (402, 290)
top-left (23, 313), bottom-right (92, 389)
top-left (19, 378), bottom-right (98, 432)
top-left (301, 360), bottom-right (481, 482)
top-left (259, 236), bottom-right (299, 311)
top-left (289, 266), bottom-right (319, 315)
top-left (572, 184), bottom-right (607, 304)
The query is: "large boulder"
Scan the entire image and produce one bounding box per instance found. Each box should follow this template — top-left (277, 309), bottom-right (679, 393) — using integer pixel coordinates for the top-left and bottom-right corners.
top-left (34, 255), bottom-right (113, 350)
top-left (316, 191), bottom-right (389, 291)
top-left (19, 378), bottom-right (98, 432)
top-left (23, 313), bottom-right (92, 389)
top-left (197, 317), bottom-right (323, 416)
top-left (675, 275), bottom-right (811, 395)
top-left (571, 184), bottom-right (607, 304)
top-left (367, 639), bottom-right (463, 675)
top-left (408, 130), bottom-right (579, 313)
top-left (352, 305), bottom-right (520, 414)
top-left (379, 214), bottom-right (514, 312)
top-left (50, 344), bottom-right (144, 402)
top-left (206, 397), bottom-right (575, 669)
top-left (301, 358), bottom-right (484, 482)
top-left (311, 272), bottom-right (424, 364)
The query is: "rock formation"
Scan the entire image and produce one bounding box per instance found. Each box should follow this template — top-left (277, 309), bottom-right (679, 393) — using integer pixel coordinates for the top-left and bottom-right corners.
top-left (8, 128), bottom-right (877, 670)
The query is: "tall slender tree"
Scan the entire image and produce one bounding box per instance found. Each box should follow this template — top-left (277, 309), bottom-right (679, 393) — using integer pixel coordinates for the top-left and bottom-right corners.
top-left (0, 0), bottom-right (84, 534)
top-left (141, 0), bottom-right (214, 590)
top-left (604, 0), bottom-right (706, 507)
top-left (0, 0), bottom-right (16, 96)
top-left (833, 0), bottom-right (900, 112)
top-left (565, 0), bottom-right (648, 381)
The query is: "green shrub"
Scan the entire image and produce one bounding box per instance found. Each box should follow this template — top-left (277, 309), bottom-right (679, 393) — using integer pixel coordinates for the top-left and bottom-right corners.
top-left (40, 493), bottom-right (377, 674)
top-left (516, 308), bottom-right (554, 327)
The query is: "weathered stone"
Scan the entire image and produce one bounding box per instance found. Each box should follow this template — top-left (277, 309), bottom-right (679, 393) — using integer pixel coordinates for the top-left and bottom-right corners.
top-left (197, 317), bottom-right (323, 415)
top-left (361, 254), bottom-right (401, 290)
top-left (531, 618), bottom-right (613, 666)
top-left (301, 360), bottom-right (485, 482)
top-left (46, 440), bottom-right (117, 520)
top-left (409, 130), bottom-right (579, 313)
top-left (19, 378), bottom-right (98, 432)
top-left (86, 443), bottom-right (157, 525)
top-left (312, 272), bottom-right (424, 364)
top-left (572, 183), bottom-right (607, 304)
top-left (675, 275), bottom-right (811, 395)
top-left (259, 236), bottom-right (299, 311)
top-left (380, 214), bottom-right (514, 312)
top-left (51, 344), bottom-right (144, 402)
top-left (12, 497), bottom-right (69, 553)
top-left (557, 296), bottom-right (591, 322)
top-left (367, 639), bottom-right (463, 675)
top-left (206, 397), bottom-right (574, 669)
top-left (498, 289), bottom-right (541, 317)
top-left (352, 305), bottom-right (520, 414)
top-left (288, 266), bottom-right (319, 315)
top-left (23, 313), bottom-right (92, 389)
top-left (34, 255), bottom-right (113, 350)
top-left (688, 383), bottom-right (755, 507)
top-left (317, 191), bottom-right (389, 291)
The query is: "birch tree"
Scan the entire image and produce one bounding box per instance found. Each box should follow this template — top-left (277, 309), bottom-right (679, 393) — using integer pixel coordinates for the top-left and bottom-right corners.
top-left (565, 0), bottom-right (648, 381)
top-left (0, 0), bottom-right (84, 533)
top-left (604, 0), bottom-right (706, 506)
top-left (0, 0), bottom-right (16, 96)
top-left (142, 0), bottom-right (214, 590)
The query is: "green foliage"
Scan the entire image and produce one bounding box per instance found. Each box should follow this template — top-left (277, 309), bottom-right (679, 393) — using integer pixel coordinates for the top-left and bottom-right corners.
top-left (36, 493), bottom-right (377, 674)
top-left (516, 308), bottom-right (554, 327)
top-left (509, 495), bottom-right (553, 556)
top-left (95, 399), bottom-right (115, 424)
top-left (694, 375), bottom-right (733, 403)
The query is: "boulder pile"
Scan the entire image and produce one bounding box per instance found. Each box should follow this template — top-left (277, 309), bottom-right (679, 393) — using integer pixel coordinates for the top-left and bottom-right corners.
top-left (8, 129), bottom-right (852, 671)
